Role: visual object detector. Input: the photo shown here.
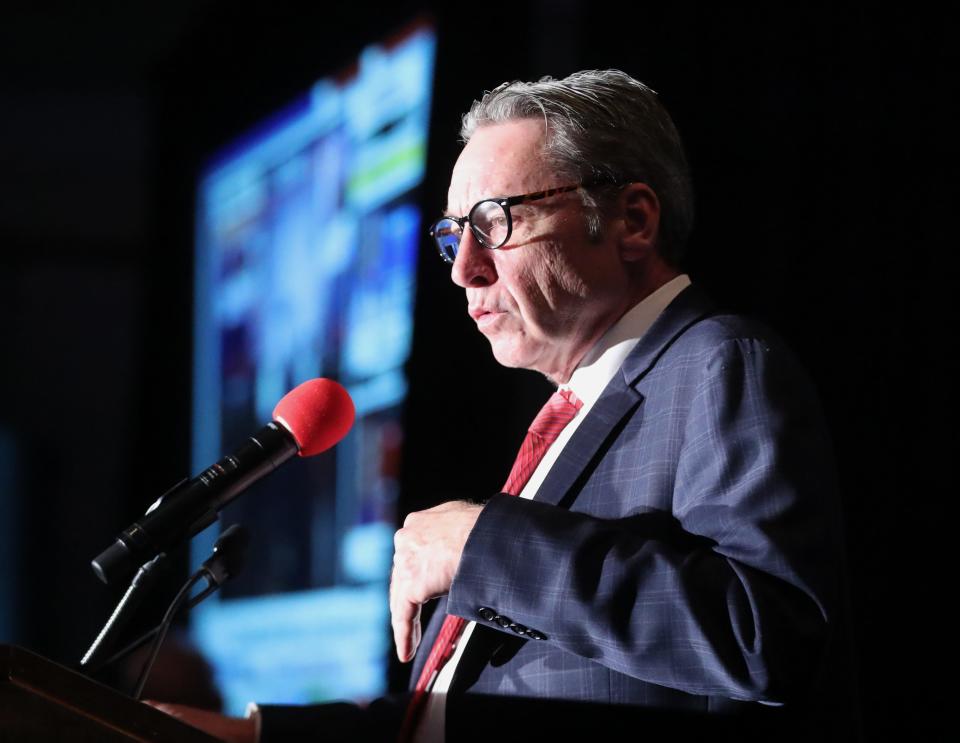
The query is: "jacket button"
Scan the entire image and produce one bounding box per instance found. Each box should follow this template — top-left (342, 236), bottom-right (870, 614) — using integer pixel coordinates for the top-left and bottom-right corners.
top-left (495, 615), bottom-right (511, 628)
top-left (478, 607), bottom-right (496, 621)
top-left (509, 622), bottom-right (528, 635)
top-left (526, 629), bottom-right (547, 640)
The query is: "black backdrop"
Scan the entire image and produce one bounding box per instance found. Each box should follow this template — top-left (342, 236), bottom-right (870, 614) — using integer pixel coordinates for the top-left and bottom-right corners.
top-left (0, 3), bottom-right (954, 740)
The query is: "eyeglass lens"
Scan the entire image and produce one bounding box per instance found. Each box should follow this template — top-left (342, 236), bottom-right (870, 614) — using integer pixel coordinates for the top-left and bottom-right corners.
top-left (431, 200), bottom-right (510, 263)
top-left (432, 218), bottom-right (461, 263)
top-left (469, 200), bottom-right (510, 250)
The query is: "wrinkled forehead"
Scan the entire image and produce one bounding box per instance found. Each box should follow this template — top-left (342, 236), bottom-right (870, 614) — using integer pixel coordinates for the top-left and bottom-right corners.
top-left (445, 119), bottom-right (557, 215)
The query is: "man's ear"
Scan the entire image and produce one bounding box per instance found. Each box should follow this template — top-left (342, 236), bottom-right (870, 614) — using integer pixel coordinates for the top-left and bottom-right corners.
top-left (618, 182), bottom-right (661, 262)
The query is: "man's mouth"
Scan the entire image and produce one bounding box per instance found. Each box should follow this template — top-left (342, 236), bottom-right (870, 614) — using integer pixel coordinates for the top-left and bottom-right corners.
top-left (469, 306), bottom-right (505, 329)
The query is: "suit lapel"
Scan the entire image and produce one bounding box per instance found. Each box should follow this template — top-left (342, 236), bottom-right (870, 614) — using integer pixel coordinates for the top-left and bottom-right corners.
top-left (533, 379), bottom-right (641, 507)
top-left (533, 284), bottom-right (716, 509)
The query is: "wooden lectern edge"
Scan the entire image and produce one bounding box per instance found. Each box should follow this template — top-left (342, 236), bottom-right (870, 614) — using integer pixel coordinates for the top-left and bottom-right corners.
top-left (1, 644), bottom-right (220, 742)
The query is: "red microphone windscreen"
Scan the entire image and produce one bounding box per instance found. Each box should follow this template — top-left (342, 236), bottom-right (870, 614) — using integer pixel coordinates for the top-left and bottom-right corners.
top-left (272, 378), bottom-right (355, 457)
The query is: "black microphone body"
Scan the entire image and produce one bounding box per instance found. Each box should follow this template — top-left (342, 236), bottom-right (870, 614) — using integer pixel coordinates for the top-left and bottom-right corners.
top-left (92, 421), bottom-right (297, 585)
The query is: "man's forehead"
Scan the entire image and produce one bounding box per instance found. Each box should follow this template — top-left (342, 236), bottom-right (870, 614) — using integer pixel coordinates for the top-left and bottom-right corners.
top-left (445, 119), bottom-right (551, 213)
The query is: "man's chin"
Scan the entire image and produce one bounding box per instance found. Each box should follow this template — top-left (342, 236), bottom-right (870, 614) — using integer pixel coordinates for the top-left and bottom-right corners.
top-left (486, 338), bottom-right (531, 371)
top-left (487, 338), bottom-right (563, 381)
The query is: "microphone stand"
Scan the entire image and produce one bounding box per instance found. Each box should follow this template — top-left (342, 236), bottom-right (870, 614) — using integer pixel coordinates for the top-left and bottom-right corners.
top-left (131, 569), bottom-right (205, 699)
top-left (79, 553), bottom-right (167, 671)
top-left (82, 581), bottom-right (223, 675)
top-left (131, 524), bottom-right (249, 700)
top-left (79, 524), bottom-right (251, 700)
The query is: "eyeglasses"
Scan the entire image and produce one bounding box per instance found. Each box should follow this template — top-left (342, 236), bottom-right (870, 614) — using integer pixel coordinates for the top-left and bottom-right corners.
top-left (429, 182), bottom-right (596, 264)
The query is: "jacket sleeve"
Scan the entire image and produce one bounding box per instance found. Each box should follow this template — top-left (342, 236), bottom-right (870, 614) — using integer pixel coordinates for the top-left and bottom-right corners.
top-left (445, 336), bottom-right (842, 704)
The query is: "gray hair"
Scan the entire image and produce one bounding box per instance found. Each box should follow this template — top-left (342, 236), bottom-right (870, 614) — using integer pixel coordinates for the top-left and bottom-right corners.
top-left (460, 70), bottom-right (694, 267)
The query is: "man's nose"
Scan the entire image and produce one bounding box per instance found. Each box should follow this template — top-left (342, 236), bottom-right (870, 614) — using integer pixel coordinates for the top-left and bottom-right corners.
top-left (450, 227), bottom-right (497, 288)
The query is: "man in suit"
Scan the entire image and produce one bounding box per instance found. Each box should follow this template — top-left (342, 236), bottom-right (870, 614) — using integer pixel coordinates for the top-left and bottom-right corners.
top-left (156, 69), bottom-right (852, 742)
top-left (388, 69), bottom-right (850, 743)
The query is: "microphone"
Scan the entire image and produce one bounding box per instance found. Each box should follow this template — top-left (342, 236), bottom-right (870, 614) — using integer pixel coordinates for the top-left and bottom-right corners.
top-left (91, 378), bottom-right (354, 585)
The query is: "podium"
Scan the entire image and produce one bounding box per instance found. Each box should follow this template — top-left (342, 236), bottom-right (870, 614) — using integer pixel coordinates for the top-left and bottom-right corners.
top-left (0, 644), bottom-right (219, 742)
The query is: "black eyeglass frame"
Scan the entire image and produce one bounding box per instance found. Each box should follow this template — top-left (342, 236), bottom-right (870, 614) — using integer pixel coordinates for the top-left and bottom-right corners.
top-left (429, 180), bottom-right (614, 264)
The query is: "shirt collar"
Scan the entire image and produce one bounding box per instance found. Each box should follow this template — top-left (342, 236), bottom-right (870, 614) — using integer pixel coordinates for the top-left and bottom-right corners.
top-left (563, 274), bottom-right (691, 410)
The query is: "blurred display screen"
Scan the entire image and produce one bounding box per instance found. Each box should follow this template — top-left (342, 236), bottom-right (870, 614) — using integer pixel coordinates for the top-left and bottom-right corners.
top-left (191, 23), bottom-right (434, 713)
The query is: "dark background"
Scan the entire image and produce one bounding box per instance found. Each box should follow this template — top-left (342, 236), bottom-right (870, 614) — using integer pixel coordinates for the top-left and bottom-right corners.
top-left (0, 2), bottom-right (954, 739)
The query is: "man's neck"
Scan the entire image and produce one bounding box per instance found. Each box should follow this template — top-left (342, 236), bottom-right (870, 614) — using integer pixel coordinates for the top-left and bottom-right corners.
top-left (562, 273), bottom-right (692, 394)
top-left (548, 267), bottom-right (682, 385)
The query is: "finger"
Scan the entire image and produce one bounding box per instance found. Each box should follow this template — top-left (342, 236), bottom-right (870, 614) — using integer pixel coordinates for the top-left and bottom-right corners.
top-left (410, 610), bottom-right (422, 658)
top-left (392, 600), bottom-right (418, 662)
top-left (392, 599), bottom-right (421, 662)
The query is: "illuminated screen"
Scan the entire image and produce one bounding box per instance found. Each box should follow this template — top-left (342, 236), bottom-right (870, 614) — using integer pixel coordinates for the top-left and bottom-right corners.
top-left (191, 24), bottom-right (434, 713)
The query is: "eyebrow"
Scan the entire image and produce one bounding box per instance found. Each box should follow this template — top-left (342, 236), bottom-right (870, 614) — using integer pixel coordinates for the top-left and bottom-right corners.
top-left (441, 198), bottom-right (485, 218)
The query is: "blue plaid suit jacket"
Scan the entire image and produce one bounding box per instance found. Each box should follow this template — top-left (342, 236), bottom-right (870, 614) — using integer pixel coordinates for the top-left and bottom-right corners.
top-left (258, 285), bottom-right (853, 741)
top-left (412, 284), bottom-right (849, 736)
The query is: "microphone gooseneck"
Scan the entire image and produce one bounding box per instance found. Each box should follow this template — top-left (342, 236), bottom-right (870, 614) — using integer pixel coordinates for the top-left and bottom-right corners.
top-left (84, 525), bottom-right (252, 681)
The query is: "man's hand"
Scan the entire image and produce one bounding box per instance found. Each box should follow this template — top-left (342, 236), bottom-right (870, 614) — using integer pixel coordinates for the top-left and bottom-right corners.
top-left (145, 702), bottom-right (257, 743)
top-left (390, 501), bottom-right (483, 662)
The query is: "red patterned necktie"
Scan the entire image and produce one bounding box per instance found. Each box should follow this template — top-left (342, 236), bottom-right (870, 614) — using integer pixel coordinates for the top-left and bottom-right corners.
top-left (398, 388), bottom-right (584, 742)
